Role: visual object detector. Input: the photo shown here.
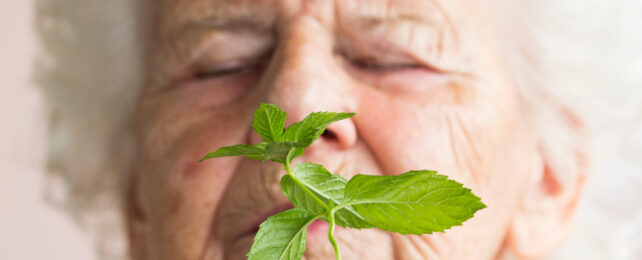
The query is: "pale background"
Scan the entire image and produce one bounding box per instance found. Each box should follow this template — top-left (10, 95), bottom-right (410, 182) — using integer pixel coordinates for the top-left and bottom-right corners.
top-left (1, 1), bottom-right (641, 259)
top-left (0, 1), bottom-right (94, 259)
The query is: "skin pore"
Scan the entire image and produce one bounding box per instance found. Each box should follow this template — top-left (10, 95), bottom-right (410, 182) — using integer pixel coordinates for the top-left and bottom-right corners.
top-left (130, 0), bottom-right (583, 259)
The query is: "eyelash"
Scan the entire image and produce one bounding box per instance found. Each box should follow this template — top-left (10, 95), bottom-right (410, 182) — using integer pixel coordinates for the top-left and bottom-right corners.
top-left (192, 56), bottom-right (423, 81)
top-left (195, 64), bottom-right (255, 79)
top-left (349, 59), bottom-right (423, 72)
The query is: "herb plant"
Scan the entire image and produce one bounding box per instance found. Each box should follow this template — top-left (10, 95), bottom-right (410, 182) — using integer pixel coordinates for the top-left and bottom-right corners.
top-left (200, 103), bottom-right (486, 260)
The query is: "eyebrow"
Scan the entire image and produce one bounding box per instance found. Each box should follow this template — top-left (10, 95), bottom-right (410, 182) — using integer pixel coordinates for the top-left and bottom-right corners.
top-left (336, 0), bottom-right (452, 31)
top-left (176, 1), bottom-right (278, 35)
top-left (190, 14), bottom-right (275, 32)
top-left (335, 0), bottom-right (465, 73)
top-left (168, 0), bottom-right (456, 61)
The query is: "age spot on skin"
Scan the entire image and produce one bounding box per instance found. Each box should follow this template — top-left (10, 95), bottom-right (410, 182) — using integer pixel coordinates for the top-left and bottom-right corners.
top-left (182, 160), bottom-right (207, 179)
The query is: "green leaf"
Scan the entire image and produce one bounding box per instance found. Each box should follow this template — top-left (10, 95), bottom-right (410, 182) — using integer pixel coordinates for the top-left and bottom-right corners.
top-left (283, 112), bottom-right (355, 147)
top-left (281, 163), bottom-right (372, 229)
top-left (263, 143), bottom-right (304, 163)
top-left (343, 170), bottom-right (486, 235)
top-left (248, 208), bottom-right (316, 260)
top-left (200, 143), bottom-right (297, 163)
top-left (286, 147), bottom-right (305, 163)
top-left (252, 103), bottom-right (287, 142)
top-left (199, 143), bottom-right (268, 162)
top-left (264, 143), bottom-right (293, 163)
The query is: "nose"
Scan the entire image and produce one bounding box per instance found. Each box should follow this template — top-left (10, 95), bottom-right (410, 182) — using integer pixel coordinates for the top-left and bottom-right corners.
top-left (253, 16), bottom-right (358, 152)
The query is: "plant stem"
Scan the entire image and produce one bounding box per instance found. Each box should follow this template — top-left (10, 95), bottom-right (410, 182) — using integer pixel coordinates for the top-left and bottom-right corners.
top-left (284, 152), bottom-right (330, 211)
top-left (328, 209), bottom-right (341, 260)
top-left (285, 149), bottom-right (340, 259)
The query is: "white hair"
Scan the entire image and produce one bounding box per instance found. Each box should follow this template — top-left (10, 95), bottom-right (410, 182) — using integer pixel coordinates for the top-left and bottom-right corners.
top-left (36, 0), bottom-right (642, 259)
top-left (490, 1), bottom-right (642, 258)
top-left (35, 0), bottom-right (145, 257)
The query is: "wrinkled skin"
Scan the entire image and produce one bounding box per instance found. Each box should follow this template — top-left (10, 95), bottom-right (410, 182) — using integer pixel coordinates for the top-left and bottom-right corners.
top-left (130, 0), bottom-right (582, 259)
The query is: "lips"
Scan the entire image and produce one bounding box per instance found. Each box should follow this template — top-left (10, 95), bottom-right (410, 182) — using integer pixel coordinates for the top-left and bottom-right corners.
top-left (239, 202), bottom-right (295, 239)
top-left (213, 153), bottom-right (378, 258)
top-left (306, 219), bottom-right (329, 234)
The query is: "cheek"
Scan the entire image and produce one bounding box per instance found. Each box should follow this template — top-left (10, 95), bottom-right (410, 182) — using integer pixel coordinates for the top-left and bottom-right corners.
top-left (355, 88), bottom-right (466, 177)
top-left (356, 79), bottom-right (534, 258)
top-left (425, 121), bottom-right (539, 259)
top-left (358, 81), bottom-right (530, 202)
top-left (136, 95), bottom-right (257, 258)
top-left (355, 75), bottom-right (522, 185)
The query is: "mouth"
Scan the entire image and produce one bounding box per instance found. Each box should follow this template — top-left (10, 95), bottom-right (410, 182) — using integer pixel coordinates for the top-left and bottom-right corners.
top-left (238, 204), bottom-right (333, 243)
top-left (238, 202), bottom-right (295, 240)
top-left (307, 219), bottom-right (329, 234)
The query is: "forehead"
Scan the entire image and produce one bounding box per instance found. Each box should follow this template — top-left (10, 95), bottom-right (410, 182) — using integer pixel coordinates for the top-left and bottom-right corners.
top-left (156, 0), bottom-right (458, 33)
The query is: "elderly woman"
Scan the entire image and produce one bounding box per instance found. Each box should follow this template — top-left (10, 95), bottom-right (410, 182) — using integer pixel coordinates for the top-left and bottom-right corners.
top-left (128, 1), bottom-right (589, 259)
top-left (37, 0), bottom-right (642, 259)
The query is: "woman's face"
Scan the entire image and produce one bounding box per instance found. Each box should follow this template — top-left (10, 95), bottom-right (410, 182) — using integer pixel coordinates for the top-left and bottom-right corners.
top-left (133, 0), bottom-right (541, 259)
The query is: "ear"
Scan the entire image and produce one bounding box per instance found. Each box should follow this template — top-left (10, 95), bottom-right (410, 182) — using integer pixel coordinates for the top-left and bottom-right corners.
top-left (505, 138), bottom-right (588, 259)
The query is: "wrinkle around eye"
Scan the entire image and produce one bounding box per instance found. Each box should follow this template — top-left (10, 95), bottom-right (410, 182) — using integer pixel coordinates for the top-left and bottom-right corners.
top-left (349, 59), bottom-right (424, 72)
top-left (176, 65), bottom-right (262, 108)
top-left (342, 60), bottom-right (452, 95)
top-left (194, 63), bottom-right (257, 79)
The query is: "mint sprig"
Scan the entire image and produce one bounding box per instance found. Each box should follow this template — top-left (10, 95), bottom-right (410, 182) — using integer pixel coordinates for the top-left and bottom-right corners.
top-left (200, 103), bottom-right (485, 260)
top-left (249, 208), bottom-right (318, 260)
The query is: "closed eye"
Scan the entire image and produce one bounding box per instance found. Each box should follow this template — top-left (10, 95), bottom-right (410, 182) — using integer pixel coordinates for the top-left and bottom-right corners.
top-left (194, 60), bottom-right (265, 79)
top-left (337, 49), bottom-right (451, 95)
top-left (337, 49), bottom-right (429, 73)
top-left (350, 58), bottom-right (424, 72)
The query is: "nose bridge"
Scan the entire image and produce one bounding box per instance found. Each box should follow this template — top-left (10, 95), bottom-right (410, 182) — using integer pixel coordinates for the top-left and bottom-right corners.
top-left (252, 15), bottom-right (359, 153)
top-left (261, 16), bottom-right (342, 122)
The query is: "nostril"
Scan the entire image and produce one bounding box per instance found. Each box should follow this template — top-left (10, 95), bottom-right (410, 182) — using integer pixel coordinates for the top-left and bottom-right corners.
top-left (321, 129), bottom-right (338, 141)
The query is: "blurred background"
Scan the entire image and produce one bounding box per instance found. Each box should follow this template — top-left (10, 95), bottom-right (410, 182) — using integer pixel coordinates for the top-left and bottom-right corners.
top-left (0, 1), bottom-right (95, 259)
top-left (1, 0), bottom-right (641, 259)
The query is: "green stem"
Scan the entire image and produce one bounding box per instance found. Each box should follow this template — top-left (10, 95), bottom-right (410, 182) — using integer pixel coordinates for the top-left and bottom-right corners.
top-left (328, 209), bottom-right (341, 260)
top-left (330, 200), bottom-right (377, 211)
top-left (284, 151), bottom-right (330, 211)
